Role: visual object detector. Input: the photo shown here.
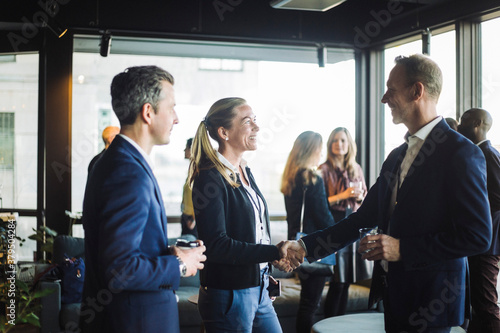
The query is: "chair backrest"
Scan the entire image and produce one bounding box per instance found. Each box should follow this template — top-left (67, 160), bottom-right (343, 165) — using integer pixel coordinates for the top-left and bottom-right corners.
top-left (52, 235), bottom-right (85, 264)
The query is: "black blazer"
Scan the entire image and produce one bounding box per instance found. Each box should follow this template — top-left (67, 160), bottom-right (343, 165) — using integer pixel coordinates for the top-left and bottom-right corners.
top-left (192, 167), bottom-right (280, 290)
top-left (284, 170), bottom-right (335, 240)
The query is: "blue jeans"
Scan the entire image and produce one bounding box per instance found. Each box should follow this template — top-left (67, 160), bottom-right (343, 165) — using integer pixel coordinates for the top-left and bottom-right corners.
top-left (198, 268), bottom-right (282, 333)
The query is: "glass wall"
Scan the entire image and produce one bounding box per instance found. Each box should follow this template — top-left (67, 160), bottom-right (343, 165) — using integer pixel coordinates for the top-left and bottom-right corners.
top-left (383, 30), bottom-right (456, 157)
top-left (71, 44), bottom-right (356, 239)
top-left (481, 17), bottom-right (500, 150)
top-left (0, 53), bottom-right (39, 261)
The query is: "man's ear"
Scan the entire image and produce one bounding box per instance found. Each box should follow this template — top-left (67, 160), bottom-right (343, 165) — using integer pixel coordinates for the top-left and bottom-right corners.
top-left (413, 82), bottom-right (424, 100)
top-left (140, 103), bottom-right (154, 125)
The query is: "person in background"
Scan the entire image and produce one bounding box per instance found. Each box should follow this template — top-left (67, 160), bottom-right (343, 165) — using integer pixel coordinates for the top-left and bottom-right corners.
top-left (181, 137), bottom-right (198, 237)
top-left (189, 97), bottom-right (287, 333)
top-left (280, 54), bottom-right (492, 332)
top-left (87, 125), bottom-right (120, 173)
top-left (458, 108), bottom-right (500, 333)
top-left (81, 66), bottom-right (206, 333)
top-left (281, 131), bottom-right (336, 333)
top-left (445, 117), bottom-right (458, 131)
top-left (318, 127), bottom-right (371, 317)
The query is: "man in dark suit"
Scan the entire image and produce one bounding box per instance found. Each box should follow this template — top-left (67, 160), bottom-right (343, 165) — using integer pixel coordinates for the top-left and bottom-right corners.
top-left (81, 66), bottom-right (206, 333)
top-left (458, 108), bottom-right (500, 333)
top-left (279, 54), bottom-right (492, 332)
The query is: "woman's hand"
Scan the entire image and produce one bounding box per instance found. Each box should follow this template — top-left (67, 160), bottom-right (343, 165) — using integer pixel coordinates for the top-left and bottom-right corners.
top-left (344, 186), bottom-right (363, 199)
top-left (329, 187), bottom-right (364, 205)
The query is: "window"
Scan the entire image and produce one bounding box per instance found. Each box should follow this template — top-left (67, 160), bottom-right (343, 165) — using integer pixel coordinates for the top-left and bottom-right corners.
top-left (481, 17), bottom-right (500, 149)
top-left (0, 53), bottom-right (39, 261)
top-left (0, 112), bottom-right (14, 171)
top-left (71, 38), bottom-right (356, 231)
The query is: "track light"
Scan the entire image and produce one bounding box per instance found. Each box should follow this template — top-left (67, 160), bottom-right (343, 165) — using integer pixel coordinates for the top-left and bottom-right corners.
top-left (100, 31), bottom-right (112, 57)
top-left (317, 44), bottom-right (327, 68)
top-left (422, 28), bottom-right (431, 56)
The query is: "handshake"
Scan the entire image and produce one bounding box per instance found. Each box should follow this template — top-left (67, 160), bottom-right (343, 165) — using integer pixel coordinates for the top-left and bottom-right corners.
top-left (272, 241), bottom-right (307, 273)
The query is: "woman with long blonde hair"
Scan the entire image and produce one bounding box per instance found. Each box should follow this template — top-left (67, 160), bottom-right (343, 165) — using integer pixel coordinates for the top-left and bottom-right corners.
top-left (319, 127), bottom-right (371, 317)
top-left (189, 97), bottom-right (285, 333)
top-left (281, 131), bottom-right (336, 333)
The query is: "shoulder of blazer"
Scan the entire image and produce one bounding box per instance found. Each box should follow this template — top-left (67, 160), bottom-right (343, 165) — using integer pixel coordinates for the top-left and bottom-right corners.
top-left (194, 167), bottom-right (231, 194)
top-left (112, 136), bottom-right (154, 171)
top-left (106, 136), bottom-right (161, 190)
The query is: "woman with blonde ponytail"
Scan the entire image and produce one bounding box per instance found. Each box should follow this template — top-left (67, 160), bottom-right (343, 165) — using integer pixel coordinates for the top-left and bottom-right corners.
top-left (190, 97), bottom-right (285, 333)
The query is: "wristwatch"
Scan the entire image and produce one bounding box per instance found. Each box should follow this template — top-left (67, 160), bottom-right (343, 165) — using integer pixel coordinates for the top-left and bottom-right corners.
top-left (177, 257), bottom-right (187, 277)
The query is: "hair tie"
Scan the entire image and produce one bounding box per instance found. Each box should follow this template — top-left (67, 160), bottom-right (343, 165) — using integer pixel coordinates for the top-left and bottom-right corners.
top-left (202, 117), bottom-right (209, 127)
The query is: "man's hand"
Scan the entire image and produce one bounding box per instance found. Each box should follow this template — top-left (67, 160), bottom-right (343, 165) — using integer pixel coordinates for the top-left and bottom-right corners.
top-left (358, 234), bottom-right (401, 262)
top-left (277, 241), bottom-right (305, 270)
top-left (171, 240), bottom-right (207, 277)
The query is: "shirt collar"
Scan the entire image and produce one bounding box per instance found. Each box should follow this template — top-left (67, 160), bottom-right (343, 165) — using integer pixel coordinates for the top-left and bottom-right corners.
top-left (118, 134), bottom-right (154, 169)
top-left (216, 151), bottom-right (247, 175)
top-left (404, 116), bottom-right (443, 144)
top-left (476, 139), bottom-right (488, 147)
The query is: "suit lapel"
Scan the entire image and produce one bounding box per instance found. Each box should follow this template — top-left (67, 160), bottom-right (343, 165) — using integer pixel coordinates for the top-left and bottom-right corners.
top-left (381, 144), bottom-right (407, 230)
top-left (395, 120), bottom-right (448, 205)
top-left (246, 167), bottom-right (271, 238)
top-left (115, 136), bottom-right (168, 237)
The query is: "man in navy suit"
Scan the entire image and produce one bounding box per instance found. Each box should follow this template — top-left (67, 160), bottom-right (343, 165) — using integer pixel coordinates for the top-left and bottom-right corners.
top-left (81, 66), bottom-right (206, 333)
top-left (279, 54), bottom-right (492, 332)
top-left (458, 108), bottom-right (500, 333)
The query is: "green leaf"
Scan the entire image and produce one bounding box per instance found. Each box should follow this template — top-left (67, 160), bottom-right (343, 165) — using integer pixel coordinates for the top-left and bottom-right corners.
top-left (24, 313), bottom-right (41, 327)
top-left (40, 226), bottom-right (58, 237)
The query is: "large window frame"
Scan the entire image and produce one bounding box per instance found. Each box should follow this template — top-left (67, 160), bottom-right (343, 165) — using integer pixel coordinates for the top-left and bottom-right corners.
top-left (71, 36), bottom-right (357, 221)
top-left (2, 7), bottom-right (499, 240)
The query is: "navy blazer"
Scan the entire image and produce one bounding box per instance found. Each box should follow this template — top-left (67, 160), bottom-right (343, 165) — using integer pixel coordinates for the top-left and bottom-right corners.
top-left (301, 120), bottom-right (492, 330)
top-left (478, 140), bottom-right (500, 255)
top-left (81, 135), bottom-right (181, 333)
top-left (192, 167), bottom-right (281, 290)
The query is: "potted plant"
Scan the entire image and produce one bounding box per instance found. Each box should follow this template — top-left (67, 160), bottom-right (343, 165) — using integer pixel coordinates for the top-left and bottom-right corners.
top-left (0, 278), bottom-right (54, 332)
top-left (0, 219), bottom-right (56, 332)
top-left (28, 226), bottom-right (58, 263)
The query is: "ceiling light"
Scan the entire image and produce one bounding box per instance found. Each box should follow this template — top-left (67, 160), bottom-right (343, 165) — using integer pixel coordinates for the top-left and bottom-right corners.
top-left (270, 0), bottom-right (347, 12)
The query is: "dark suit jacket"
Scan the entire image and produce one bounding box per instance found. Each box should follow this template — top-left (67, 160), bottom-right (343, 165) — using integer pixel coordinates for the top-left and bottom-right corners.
top-left (301, 119), bottom-right (492, 330)
top-left (87, 149), bottom-right (105, 173)
top-left (479, 140), bottom-right (500, 255)
top-left (81, 135), bottom-right (181, 333)
top-left (192, 167), bottom-right (280, 290)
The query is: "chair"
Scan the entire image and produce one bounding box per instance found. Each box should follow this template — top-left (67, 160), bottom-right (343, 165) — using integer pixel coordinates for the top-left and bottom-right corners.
top-left (39, 235), bottom-right (84, 333)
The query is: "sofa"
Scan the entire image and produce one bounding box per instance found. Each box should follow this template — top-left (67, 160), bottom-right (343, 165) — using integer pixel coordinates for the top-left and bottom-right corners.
top-left (39, 235), bottom-right (376, 333)
top-left (177, 268), bottom-right (375, 333)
